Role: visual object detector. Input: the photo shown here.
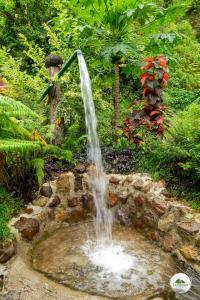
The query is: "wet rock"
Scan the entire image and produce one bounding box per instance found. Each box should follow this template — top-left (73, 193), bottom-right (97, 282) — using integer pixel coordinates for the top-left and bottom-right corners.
top-left (74, 163), bottom-right (86, 173)
top-left (108, 191), bottom-right (119, 207)
top-left (162, 229), bottom-right (181, 252)
top-left (151, 197), bottom-right (167, 216)
top-left (146, 229), bottom-right (161, 242)
top-left (125, 175), bottom-right (134, 183)
top-left (125, 196), bottom-right (136, 215)
top-left (178, 221), bottom-right (200, 234)
top-left (14, 217), bottom-right (40, 241)
top-left (158, 207), bottom-right (181, 232)
top-left (119, 191), bottom-right (130, 204)
top-left (141, 181), bottom-right (153, 193)
top-left (0, 240), bottom-right (17, 263)
top-left (134, 219), bottom-right (146, 229)
top-left (56, 172), bottom-right (74, 193)
top-left (48, 195), bottom-right (61, 207)
top-left (33, 196), bottom-right (48, 207)
top-left (179, 245), bottom-right (199, 261)
top-left (68, 195), bottom-right (81, 207)
top-left (55, 207), bottom-right (66, 223)
top-left (24, 207), bottom-right (34, 214)
top-left (66, 206), bottom-right (85, 223)
top-left (132, 178), bottom-right (144, 190)
top-left (109, 176), bottom-right (121, 185)
top-left (40, 183), bottom-right (53, 198)
top-left (82, 193), bottom-right (94, 211)
top-left (134, 193), bottom-right (146, 206)
top-left (115, 207), bottom-right (132, 226)
top-left (143, 211), bottom-right (158, 228)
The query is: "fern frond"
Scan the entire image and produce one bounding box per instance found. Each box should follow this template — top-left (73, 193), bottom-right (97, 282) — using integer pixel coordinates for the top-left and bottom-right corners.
top-left (0, 95), bottom-right (38, 118)
top-left (0, 139), bottom-right (41, 152)
top-left (31, 158), bottom-right (44, 187)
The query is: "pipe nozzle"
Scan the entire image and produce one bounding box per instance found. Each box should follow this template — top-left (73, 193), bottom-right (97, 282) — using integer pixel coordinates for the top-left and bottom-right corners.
top-left (76, 49), bottom-right (82, 55)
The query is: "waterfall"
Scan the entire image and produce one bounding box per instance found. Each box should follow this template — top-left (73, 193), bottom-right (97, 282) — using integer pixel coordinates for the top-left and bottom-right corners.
top-left (77, 53), bottom-right (112, 241)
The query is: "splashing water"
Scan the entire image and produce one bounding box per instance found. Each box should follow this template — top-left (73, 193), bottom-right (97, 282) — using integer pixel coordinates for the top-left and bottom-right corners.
top-left (78, 53), bottom-right (137, 280)
top-left (77, 53), bottom-right (112, 241)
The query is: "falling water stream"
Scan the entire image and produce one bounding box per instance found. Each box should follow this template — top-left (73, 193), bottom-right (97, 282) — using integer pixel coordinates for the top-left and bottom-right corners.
top-left (77, 53), bottom-right (112, 242)
top-left (77, 52), bottom-right (137, 276)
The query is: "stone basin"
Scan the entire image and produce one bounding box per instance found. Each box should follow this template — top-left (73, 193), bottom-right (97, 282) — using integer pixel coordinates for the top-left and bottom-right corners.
top-left (31, 222), bottom-right (178, 299)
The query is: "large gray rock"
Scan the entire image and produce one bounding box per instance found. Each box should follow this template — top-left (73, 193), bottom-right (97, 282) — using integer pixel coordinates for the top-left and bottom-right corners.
top-left (40, 183), bottom-right (53, 198)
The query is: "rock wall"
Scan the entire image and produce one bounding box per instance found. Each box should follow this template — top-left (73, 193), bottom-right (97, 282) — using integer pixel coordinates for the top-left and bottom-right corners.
top-left (8, 168), bottom-right (200, 273)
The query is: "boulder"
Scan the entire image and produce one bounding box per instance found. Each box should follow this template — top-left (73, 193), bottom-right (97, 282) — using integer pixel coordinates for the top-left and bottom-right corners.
top-left (151, 197), bottom-right (167, 216)
top-left (115, 206), bottom-right (132, 226)
top-left (82, 193), bottom-right (94, 211)
top-left (24, 207), bottom-right (34, 214)
top-left (143, 210), bottom-right (158, 228)
top-left (141, 181), bottom-right (153, 193)
top-left (48, 195), bottom-right (61, 207)
top-left (65, 206), bottom-right (85, 223)
top-left (162, 229), bottom-right (181, 252)
top-left (108, 191), bottom-right (119, 207)
top-left (109, 176), bottom-right (121, 185)
top-left (132, 178), bottom-right (144, 190)
top-left (67, 195), bottom-right (81, 207)
top-left (146, 229), bottom-right (161, 242)
top-left (179, 245), bottom-right (199, 261)
top-left (134, 192), bottom-right (146, 206)
top-left (55, 207), bottom-right (66, 223)
top-left (74, 163), bottom-right (86, 173)
top-left (158, 207), bottom-right (181, 232)
top-left (178, 221), bottom-right (200, 234)
top-left (33, 196), bottom-right (48, 207)
top-left (40, 183), bottom-right (53, 198)
top-left (56, 172), bottom-right (74, 193)
top-left (0, 240), bottom-right (17, 263)
top-left (14, 217), bottom-right (40, 241)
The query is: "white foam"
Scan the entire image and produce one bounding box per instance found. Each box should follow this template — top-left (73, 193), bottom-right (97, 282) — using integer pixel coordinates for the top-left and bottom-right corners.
top-left (82, 240), bottom-right (136, 274)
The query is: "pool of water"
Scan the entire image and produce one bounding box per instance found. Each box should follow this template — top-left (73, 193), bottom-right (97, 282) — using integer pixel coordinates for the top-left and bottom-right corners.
top-left (31, 222), bottom-right (178, 299)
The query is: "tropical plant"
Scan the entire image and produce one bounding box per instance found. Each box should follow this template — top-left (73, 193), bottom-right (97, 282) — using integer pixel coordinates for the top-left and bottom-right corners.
top-left (123, 55), bottom-right (169, 143)
top-left (136, 102), bottom-right (200, 204)
top-left (74, 0), bottom-right (189, 132)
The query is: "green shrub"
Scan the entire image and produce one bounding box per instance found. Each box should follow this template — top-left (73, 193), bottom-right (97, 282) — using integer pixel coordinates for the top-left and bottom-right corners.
top-left (165, 88), bottom-right (200, 110)
top-left (0, 187), bottom-right (22, 242)
top-left (137, 102), bottom-right (200, 205)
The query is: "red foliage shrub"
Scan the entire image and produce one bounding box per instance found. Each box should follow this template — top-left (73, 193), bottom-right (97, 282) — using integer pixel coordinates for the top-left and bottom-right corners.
top-left (123, 55), bottom-right (169, 144)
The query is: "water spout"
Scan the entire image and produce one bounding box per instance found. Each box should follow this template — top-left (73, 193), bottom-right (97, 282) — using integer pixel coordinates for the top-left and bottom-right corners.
top-left (77, 53), bottom-right (113, 241)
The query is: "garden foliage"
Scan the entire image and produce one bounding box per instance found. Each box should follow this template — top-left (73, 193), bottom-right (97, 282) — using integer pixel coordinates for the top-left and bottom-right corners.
top-left (124, 56), bottom-right (169, 143)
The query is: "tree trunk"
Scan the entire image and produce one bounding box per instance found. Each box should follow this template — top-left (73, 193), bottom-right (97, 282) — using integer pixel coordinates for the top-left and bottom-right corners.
top-left (114, 64), bottom-right (120, 130)
top-left (48, 66), bottom-right (64, 145)
top-left (48, 66), bottom-right (60, 126)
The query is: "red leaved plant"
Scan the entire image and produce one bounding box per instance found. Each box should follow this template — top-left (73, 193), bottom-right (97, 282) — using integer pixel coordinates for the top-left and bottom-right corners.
top-left (123, 55), bottom-right (169, 144)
